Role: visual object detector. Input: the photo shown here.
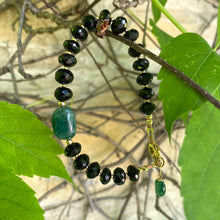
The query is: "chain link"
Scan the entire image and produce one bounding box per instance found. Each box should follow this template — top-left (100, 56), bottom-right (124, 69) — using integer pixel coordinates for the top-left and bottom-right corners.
top-left (113, 0), bottom-right (148, 8)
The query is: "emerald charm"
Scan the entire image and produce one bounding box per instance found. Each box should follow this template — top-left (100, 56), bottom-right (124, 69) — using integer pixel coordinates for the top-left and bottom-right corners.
top-left (52, 106), bottom-right (76, 139)
top-left (155, 179), bottom-right (166, 197)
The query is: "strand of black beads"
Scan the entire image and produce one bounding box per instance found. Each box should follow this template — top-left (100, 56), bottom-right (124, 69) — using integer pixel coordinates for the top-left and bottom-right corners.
top-left (52, 9), bottom-right (155, 188)
top-left (132, 56), bottom-right (156, 115)
top-left (128, 42), bottom-right (166, 196)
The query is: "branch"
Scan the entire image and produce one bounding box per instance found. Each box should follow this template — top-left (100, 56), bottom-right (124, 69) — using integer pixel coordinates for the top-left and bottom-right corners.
top-left (17, 0), bottom-right (33, 79)
top-left (105, 30), bottom-right (220, 110)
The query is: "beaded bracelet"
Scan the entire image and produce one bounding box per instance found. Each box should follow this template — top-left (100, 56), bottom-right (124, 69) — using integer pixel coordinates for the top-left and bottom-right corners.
top-left (51, 9), bottom-right (166, 197)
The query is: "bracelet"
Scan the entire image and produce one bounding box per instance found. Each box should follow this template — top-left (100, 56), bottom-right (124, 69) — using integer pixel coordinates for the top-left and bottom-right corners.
top-left (51, 9), bottom-right (166, 197)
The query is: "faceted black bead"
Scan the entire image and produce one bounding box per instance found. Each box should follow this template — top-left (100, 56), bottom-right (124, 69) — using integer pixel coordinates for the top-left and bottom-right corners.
top-left (128, 44), bottom-right (143, 58)
top-left (124, 29), bottom-right (139, 41)
top-left (86, 162), bottom-right (100, 179)
top-left (133, 58), bottom-right (149, 71)
top-left (73, 154), bottom-right (89, 170)
top-left (58, 53), bottom-right (77, 67)
top-left (55, 69), bottom-right (74, 85)
top-left (127, 165), bottom-right (140, 182)
top-left (99, 9), bottom-right (111, 24)
top-left (64, 142), bottom-right (81, 157)
top-left (54, 87), bottom-right (73, 102)
top-left (111, 17), bottom-right (127, 34)
top-left (100, 167), bottom-right (111, 184)
top-left (136, 73), bottom-right (153, 85)
top-left (139, 102), bottom-right (156, 115)
top-left (113, 167), bottom-right (126, 185)
top-left (82, 14), bottom-right (97, 32)
top-left (138, 87), bottom-right (154, 100)
top-left (63, 40), bottom-right (80, 54)
top-left (71, 25), bottom-right (88, 41)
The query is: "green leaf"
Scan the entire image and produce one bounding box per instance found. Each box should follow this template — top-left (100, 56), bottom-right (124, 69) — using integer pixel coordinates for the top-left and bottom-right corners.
top-left (178, 95), bottom-right (220, 220)
top-left (150, 19), bottom-right (173, 49)
top-left (0, 101), bottom-right (72, 182)
top-left (0, 165), bottom-right (44, 220)
top-left (158, 33), bottom-right (220, 137)
top-left (152, 0), bottom-right (167, 23)
top-left (216, 1), bottom-right (220, 48)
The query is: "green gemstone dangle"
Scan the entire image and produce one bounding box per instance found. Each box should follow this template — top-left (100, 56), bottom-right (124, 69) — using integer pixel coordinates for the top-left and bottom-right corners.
top-left (155, 178), bottom-right (166, 197)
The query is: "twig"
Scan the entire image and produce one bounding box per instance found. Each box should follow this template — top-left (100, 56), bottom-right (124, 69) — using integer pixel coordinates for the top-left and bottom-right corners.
top-left (117, 185), bottom-right (133, 220)
top-left (17, 0), bottom-right (32, 79)
top-left (41, 0), bottom-right (59, 15)
top-left (155, 197), bottom-right (173, 220)
top-left (105, 30), bottom-right (220, 110)
top-left (38, 181), bottom-right (68, 202)
top-left (82, 42), bottom-right (145, 131)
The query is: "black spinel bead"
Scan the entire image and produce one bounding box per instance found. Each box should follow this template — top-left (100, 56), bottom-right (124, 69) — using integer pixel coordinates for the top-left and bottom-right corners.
top-left (64, 142), bottom-right (81, 157)
top-left (99, 9), bottom-right (111, 24)
top-left (100, 167), bottom-right (111, 184)
top-left (55, 69), bottom-right (74, 85)
top-left (82, 14), bottom-right (97, 32)
top-left (136, 73), bottom-right (153, 85)
top-left (124, 29), bottom-right (139, 41)
top-left (58, 53), bottom-right (77, 67)
top-left (111, 17), bottom-right (127, 34)
top-left (54, 87), bottom-right (73, 102)
top-left (133, 58), bottom-right (149, 71)
top-left (86, 162), bottom-right (100, 179)
top-left (139, 102), bottom-right (156, 115)
top-left (71, 25), bottom-right (88, 41)
top-left (138, 87), bottom-right (154, 100)
top-left (127, 165), bottom-right (140, 182)
top-left (113, 167), bottom-right (126, 185)
top-left (63, 40), bottom-right (80, 54)
top-left (128, 43), bottom-right (143, 58)
top-left (73, 154), bottom-right (89, 170)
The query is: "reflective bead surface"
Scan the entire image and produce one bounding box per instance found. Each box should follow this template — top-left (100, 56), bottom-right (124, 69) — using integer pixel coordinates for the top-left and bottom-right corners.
top-left (139, 102), bottom-right (156, 115)
top-left (63, 40), bottom-right (80, 54)
top-left (124, 29), bottom-right (139, 41)
top-left (71, 25), bottom-right (88, 41)
top-left (113, 167), bottom-right (126, 185)
top-left (64, 142), bottom-right (81, 157)
top-left (155, 179), bottom-right (166, 197)
top-left (127, 165), bottom-right (139, 182)
top-left (138, 87), bottom-right (154, 100)
top-left (128, 43), bottom-right (143, 58)
top-left (55, 69), bottom-right (74, 84)
top-left (111, 17), bottom-right (127, 34)
top-left (52, 106), bottom-right (76, 139)
top-left (58, 53), bottom-right (77, 67)
top-left (99, 9), bottom-right (111, 24)
top-left (54, 87), bottom-right (73, 102)
top-left (73, 154), bottom-right (89, 170)
top-left (133, 58), bottom-right (149, 71)
top-left (100, 167), bottom-right (111, 184)
top-left (136, 73), bottom-right (153, 85)
top-left (86, 162), bottom-right (100, 179)
top-left (82, 14), bottom-right (97, 32)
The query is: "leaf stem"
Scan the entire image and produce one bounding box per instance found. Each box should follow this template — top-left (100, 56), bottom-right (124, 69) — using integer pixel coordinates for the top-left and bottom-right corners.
top-left (105, 30), bottom-right (220, 110)
top-left (152, 0), bottom-right (187, 33)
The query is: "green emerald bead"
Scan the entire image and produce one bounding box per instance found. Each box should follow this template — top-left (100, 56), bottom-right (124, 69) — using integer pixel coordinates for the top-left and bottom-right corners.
top-left (155, 179), bottom-right (166, 197)
top-left (52, 106), bottom-right (76, 140)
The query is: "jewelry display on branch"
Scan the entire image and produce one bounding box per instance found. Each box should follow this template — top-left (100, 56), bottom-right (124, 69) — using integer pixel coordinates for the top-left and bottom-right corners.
top-left (51, 9), bottom-right (166, 197)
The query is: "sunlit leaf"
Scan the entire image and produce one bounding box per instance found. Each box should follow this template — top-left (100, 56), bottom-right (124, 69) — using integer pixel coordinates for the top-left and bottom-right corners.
top-left (158, 33), bottom-right (220, 137)
top-left (179, 94), bottom-right (220, 220)
top-left (0, 101), bottom-right (72, 182)
top-left (0, 165), bottom-right (44, 220)
top-left (150, 19), bottom-right (173, 49)
top-left (152, 0), bottom-right (167, 23)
